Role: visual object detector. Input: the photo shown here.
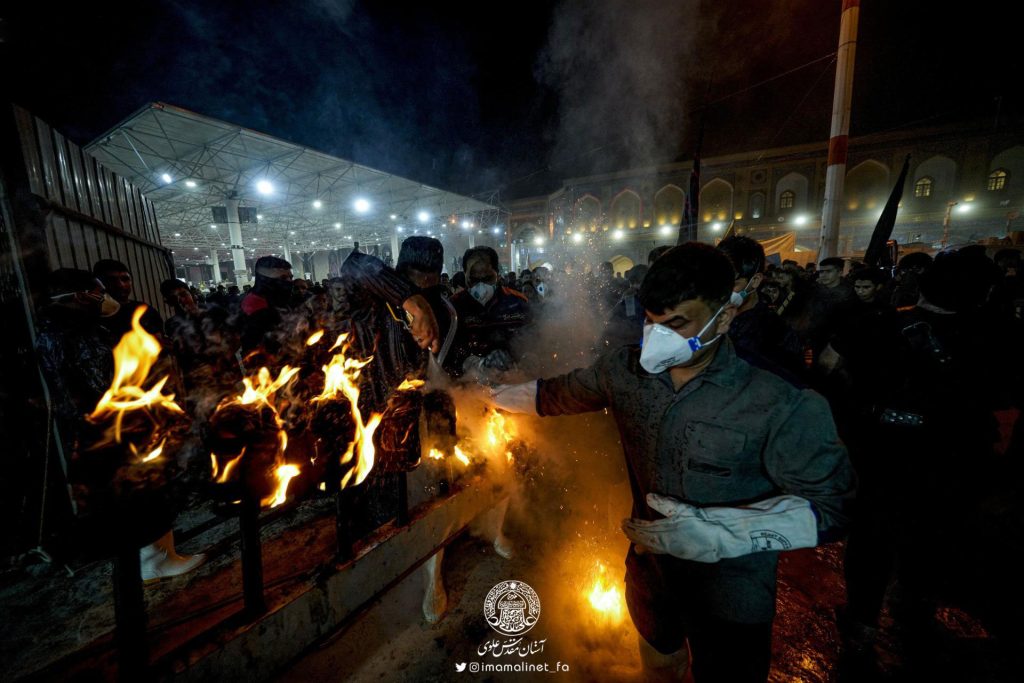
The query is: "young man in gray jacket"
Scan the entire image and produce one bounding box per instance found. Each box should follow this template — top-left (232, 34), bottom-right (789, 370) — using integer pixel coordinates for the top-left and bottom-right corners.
top-left (489, 243), bottom-right (855, 682)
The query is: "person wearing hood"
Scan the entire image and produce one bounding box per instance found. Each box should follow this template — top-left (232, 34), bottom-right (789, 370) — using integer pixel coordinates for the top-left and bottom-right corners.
top-left (447, 246), bottom-right (531, 379)
top-left (337, 236), bottom-right (445, 408)
top-left (485, 244), bottom-right (854, 682)
top-left (237, 256), bottom-right (298, 362)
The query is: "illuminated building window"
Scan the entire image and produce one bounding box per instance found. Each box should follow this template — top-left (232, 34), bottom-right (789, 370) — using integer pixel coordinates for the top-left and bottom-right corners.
top-left (987, 169), bottom-right (1008, 191)
top-left (914, 176), bottom-right (933, 198)
top-left (779, 190), bottom-right (795, 210)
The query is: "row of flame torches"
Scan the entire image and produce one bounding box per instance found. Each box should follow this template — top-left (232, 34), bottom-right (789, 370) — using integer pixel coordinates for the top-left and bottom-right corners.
top-left (86, 307), bottom-right (624, 622)
top-left (86, 306), bottom-right (523, 510)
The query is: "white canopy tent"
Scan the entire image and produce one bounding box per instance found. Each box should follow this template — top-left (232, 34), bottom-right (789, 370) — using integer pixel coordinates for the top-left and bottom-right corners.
top-left (85, 102), bottom-right (501, 280)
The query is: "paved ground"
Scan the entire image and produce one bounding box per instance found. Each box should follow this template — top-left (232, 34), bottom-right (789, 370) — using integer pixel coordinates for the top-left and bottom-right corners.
top-left (276, 412), bottom-right (1024, 683)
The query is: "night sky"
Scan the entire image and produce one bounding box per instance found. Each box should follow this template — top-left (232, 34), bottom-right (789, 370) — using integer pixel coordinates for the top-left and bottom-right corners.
top-left (3, 1), bottom-right (1020, 199)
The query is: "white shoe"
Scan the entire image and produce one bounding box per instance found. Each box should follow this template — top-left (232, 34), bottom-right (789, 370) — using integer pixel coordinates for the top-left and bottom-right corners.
top-left (422, 551), bottom-right (448, 624)
top-left (140, 530), bottom-right (206, 582)
top-left (493, 533), bottom-right (514, 560)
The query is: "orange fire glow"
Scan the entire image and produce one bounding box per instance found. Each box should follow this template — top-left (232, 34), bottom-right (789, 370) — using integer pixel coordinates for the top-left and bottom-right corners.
top-left (428, 445), bottom-right (472, 466)
top-left (88, 306), bottom-right (184, 447)
top-left (397, 378), bottom-right (426, 391)
top-left (586, 562), bottom-right (625, 625)
top-left (305, 329), bottom-right (325, 346)
top-left (485, 409), bottom-right (517, 464)
top-left (314, 333), bottom-right (383, 488)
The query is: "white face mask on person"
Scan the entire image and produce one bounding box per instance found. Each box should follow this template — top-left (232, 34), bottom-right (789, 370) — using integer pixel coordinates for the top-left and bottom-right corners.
top-left (729, 278), bottom-right (757, 307)
top-left (469, 282), bottom-right (495, 305)
top-left (99, 293), bottom-right (121, 317)
top-left (639, 304), bottom-right (726, 374)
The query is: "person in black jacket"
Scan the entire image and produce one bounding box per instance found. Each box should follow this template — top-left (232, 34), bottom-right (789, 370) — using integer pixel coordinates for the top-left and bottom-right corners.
top-left (446, 246), bottom-right (531, 379)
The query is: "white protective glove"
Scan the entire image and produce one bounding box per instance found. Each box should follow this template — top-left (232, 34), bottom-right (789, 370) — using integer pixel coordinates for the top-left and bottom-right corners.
top-left (621, 493), bottom-right (818, 563)
top-left (486, 381), bottom-right (539, 415)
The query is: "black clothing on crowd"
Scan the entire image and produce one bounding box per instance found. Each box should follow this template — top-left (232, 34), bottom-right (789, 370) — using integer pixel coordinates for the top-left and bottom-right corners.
top-left (446, 286), bottom-right (531, 376)
top-left (728, 298), bottom-right (806, 379)
top-left (164, 304), bottom-right (242, 411)
top-left (100, 299), bottom-right (164, 340)
top-left (338, 250), bottom-right (432, 409)
top-left (35, 305), bottom-right (115, 421)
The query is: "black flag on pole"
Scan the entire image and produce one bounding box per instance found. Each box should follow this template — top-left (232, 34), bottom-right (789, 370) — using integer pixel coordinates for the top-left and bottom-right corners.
top-left (679, 151), bottom-right (701, 244)
top-left (864, 154), bottom-right (911, 267)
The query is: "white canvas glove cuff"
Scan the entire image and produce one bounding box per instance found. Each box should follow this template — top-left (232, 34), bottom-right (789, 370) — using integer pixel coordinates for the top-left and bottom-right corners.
top-left (486, 381), bottom-right (539, 415)
top-left (622, 494), bottom-right (818, 563)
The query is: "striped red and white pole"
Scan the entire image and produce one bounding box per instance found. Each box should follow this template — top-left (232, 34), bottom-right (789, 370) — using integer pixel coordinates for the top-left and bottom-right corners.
top-left (818, 0), bottom-right (860, 261)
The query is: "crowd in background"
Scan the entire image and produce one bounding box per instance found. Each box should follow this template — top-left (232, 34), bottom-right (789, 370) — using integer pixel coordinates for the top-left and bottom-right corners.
top-left (30, 237), bottom-right (1024, 665)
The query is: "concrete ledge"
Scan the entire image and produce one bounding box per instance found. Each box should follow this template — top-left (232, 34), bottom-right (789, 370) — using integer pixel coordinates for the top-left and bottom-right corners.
top-left (157, 476), bottom-right (504, 682)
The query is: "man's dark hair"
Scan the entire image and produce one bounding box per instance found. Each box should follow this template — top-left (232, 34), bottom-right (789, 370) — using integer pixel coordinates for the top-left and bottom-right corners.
top-left (462, 246), bottom-right (499, 272)
top-left (853, 268), bottom-right (887, 286)
top-left (160, 278), bottom-right (188, 299)
top-left (48, 268), bottom-right (98, 297)
top-left (648, 246), bottom-right (671, 264)
top-left (898, 252), bottom-right (933, 271)
top-left (254, 256), bottom-right (292, 273)
top-left (625, 264), bottom-right (649, 286)
top-left (717, 235), bottom-right (765, 280)
top-left (397, 236), bottom-right (444, 276)
top-left (92, 259), bottom-right (130, 276)
top-left (451, 272), bottom-right (467, 289)
top-left (639, 243), bottom-right (735, 314)
top-left (921, 249), bottom-right (997, 311)
top-left (819, 257), bottom-right (845, 270)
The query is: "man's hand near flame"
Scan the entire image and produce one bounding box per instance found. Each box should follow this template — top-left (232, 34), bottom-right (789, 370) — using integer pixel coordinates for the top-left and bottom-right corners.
top-left (622, 493), bottom-right (819, 563)
top-left (402, 294), bottom-right (441, 354)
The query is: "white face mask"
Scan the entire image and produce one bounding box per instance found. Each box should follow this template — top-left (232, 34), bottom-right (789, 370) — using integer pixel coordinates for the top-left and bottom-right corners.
top-left (730, 279), bottom-right (756, 307)
top-left (639, 305), bottom-right (725, 374)
top-left (100, 293), bottom-right (121, 317)
top-left (469, 282), bottom-right (495, 305)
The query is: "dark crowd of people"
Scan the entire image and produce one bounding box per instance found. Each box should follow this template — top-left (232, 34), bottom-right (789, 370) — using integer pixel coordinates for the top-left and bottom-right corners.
top-left (32, 236), bottom-right (1024, 680)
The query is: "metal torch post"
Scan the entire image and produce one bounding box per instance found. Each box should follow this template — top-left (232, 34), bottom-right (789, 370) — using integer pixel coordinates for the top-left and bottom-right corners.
top-left (238, 491), bottom-right (266, 616)
top-left (112, 545), bottom-right (148, 681)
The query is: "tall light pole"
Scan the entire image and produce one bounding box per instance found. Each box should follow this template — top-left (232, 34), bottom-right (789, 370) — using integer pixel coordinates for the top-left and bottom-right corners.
top-left (818, 0), bottom-right (861, 260)
top-left (941, 200), bottom-right (958, 248)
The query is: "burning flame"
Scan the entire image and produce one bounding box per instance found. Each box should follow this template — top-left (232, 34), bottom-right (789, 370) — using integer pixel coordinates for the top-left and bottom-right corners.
top-left (88, 307), bottom-right (183, 444)
top-left (238, 366), bottom-right (300, 408)
top-left (485, 409), bottom-right (517, 464)
top-left (397, 378), bottom-right (425, 391)
top-left (586, 562), bottom-right (624, 625)
top-left (211, 450), bottom-right (244, 484)
top-left (263, 463), bottom-right (301, 508)
top-left (315, 333), bottom-right (384, 488)
top-left (210, 366), bottom-right (301, 507)
top-left (306, 329), bottom-right (325, 346)
top-left (427, 445), bottom-right (472, 466)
